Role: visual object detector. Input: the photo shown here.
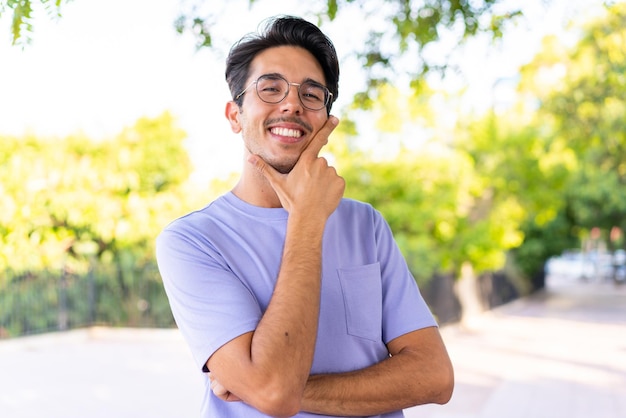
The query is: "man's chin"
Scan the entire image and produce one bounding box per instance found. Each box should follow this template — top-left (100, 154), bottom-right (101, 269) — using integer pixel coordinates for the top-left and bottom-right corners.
top-left (271, 162), bottom-right (296, 175)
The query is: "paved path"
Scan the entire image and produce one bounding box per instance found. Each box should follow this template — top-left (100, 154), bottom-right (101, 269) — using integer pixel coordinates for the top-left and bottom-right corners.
top-left (0, 327), bottom-right (201, 417)
top-left (1, 276), bottom-right (625, 417)
top-left (408, 276), bottom-right (626, 418)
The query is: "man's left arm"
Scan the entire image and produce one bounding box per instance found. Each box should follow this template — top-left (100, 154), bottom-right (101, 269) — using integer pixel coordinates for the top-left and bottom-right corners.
top-left (300, 326), bottom-right (454, 416)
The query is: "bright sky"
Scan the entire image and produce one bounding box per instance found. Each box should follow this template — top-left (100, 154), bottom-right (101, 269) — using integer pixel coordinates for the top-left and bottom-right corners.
top-left (0, 0), bottom-right (605, 180)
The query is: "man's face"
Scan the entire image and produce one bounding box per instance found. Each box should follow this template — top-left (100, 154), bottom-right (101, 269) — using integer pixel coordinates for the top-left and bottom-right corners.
top-left (227, 46), bottom-right (329, 174)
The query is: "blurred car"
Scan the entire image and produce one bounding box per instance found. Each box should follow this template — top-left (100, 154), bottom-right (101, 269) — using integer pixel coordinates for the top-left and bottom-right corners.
top-left (545, 250), bottom-right (593, 280)
top-left (545, 249), bottom-right (614, 281)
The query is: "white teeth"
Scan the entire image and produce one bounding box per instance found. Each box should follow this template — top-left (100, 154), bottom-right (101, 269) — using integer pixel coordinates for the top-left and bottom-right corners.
top-left (271, 127), bottom-right (302, 138)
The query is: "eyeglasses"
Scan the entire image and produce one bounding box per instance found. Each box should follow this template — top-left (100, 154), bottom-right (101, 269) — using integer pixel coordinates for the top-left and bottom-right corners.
top-left (235, 74), bottom-right (332, 111)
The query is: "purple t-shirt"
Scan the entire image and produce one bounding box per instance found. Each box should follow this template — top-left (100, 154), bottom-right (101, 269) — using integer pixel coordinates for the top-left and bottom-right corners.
top-left (156, 192), bottom-right (436, 417)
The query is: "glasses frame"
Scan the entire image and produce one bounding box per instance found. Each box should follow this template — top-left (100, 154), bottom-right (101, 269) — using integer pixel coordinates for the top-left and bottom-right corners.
top-left (234, 74), bottom-right (333, 111)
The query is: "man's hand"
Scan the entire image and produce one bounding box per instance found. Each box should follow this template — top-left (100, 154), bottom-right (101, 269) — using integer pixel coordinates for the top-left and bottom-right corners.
top-left (248, 116), bottom-right (345, 219)
top-left (208, 373), bottom-right (242, 402)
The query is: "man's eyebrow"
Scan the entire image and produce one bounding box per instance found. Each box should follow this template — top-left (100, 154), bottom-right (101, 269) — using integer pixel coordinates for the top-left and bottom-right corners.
top-left (303, 77), bottom-right (326, 87)
top-left (261, 72), bottom-right (283, 79)
top-left (260, 73), bottom-right (326, 86)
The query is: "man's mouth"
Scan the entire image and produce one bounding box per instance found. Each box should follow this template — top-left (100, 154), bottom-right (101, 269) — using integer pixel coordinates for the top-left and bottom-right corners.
top-left (270, 127), bottom-right (303, 138)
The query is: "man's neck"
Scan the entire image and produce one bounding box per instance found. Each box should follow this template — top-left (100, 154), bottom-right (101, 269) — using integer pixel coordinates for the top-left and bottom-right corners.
top-left (231, 165), bottom-right (283, 209)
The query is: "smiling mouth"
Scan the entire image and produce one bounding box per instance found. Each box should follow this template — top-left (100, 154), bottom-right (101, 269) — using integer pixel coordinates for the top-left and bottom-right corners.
top-left (270, 127), bottom-right (303, 138)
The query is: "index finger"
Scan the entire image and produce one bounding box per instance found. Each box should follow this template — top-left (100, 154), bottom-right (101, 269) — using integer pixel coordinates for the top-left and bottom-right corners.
top-left (300, 115), bottom-right (339, 161)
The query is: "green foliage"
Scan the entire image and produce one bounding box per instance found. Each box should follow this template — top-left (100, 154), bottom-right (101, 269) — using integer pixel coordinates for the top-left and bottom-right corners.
top-left (491, 3), bottom-right (626, 278)
top-left (0, 112), bottom-right (213, 336)
top-left (331, 84), bottom-right (527, 285)
top-left (338, 2), bottom-right (626, 284)
top-left (0, 0), bottom-right (66, 45)
top-left (511, 212), bottom-right (578, 279)
top-left (517, 3), bottom-right (626, 252)
top-left (0, 264), bottom-right (175, 337)
top-left (1, 112), bottom-right (191, 271)
top-left (4, 1), bottom-right (626, 332)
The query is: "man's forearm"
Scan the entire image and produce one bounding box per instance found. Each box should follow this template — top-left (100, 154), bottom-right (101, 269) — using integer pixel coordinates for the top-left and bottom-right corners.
top-left (302, 356), bottom-right (425, 416)
top-left (301, 327), bottom-right (454, 416)
top-left (249, 215), bottom-right (325, 391)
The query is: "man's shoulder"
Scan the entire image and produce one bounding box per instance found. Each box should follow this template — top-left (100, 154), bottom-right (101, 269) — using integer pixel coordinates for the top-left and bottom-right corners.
top-left (160, 194), bottom-right (229, 233)
top-left (337, 197), bottom-right (377, 217)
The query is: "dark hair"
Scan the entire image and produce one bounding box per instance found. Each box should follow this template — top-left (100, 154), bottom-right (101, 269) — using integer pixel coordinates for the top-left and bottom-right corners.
top-left (225, 15), bottom-right (339, 114)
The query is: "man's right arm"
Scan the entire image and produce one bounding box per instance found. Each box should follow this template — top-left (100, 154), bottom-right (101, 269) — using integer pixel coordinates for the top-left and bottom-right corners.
top-left (207, 214), bottom-right (325, 416)
top-left (206, 117), bottom-right (344, 417)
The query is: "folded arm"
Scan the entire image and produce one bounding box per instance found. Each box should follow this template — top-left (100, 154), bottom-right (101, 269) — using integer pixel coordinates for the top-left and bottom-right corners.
top-left (301, 326), bottom-right (454, 416)
top-left (206, 213), bottom-right (325, 417)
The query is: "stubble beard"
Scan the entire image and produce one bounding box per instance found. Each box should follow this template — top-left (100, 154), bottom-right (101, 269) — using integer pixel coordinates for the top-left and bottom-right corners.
top-left (271, 158), bottom-right (298, 174)
top-left (241, 114), bottom-right (311, 175)
top-left (245, 143), bottom-right (299, 175)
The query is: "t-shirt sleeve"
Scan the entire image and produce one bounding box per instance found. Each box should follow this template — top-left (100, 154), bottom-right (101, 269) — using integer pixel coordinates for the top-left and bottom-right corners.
top-left (373, 209), bottom-right (438, 343)
top-left (156, 227), bottom-right (261, 372)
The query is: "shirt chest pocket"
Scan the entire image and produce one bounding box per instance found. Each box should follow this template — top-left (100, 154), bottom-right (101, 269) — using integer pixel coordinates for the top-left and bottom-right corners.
top-left (337, 263), bottom-right (383, 342)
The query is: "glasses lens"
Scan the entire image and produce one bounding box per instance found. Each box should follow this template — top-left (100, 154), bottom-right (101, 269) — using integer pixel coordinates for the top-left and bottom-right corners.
top-left (299, 82), bottom-right (328, 110)
top-left (256, 76), bottom-right (289, 103)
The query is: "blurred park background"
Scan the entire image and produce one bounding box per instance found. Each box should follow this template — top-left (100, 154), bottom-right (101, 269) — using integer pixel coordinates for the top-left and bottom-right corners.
top-left (1, 0), bottom-right (626, 340)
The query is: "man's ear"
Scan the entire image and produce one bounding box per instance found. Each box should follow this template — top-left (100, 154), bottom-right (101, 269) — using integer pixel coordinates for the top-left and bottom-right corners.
top-left (225, 101), bottom-right (242, 133)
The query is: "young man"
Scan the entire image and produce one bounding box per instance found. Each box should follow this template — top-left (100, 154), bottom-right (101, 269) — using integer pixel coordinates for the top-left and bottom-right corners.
top-left (157, 15), bottom-right (454, 418)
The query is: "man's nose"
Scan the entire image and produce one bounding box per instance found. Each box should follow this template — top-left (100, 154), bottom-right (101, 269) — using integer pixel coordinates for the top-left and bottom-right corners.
top-left (280, 84), bottom-right (303, 113)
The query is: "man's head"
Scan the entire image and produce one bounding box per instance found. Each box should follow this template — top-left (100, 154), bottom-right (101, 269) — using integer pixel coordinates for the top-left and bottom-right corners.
top-left (225, 16), bottom-right (339, 115)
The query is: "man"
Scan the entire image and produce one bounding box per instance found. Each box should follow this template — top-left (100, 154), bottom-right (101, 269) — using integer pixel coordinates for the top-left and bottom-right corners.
top-left (157, 15), bottom-right (454, 418)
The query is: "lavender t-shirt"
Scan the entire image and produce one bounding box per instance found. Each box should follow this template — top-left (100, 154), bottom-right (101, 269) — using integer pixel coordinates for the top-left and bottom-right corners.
top-left (156, 192), bottom-right (436, 418)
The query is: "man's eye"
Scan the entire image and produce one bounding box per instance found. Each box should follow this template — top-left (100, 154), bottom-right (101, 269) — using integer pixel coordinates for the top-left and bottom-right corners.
top-left (301, 86), bottom-right (324, 102)
top-left (303, 92), bottom-right (322, 101)
top-left (259, 82), bottom-right (285, 94)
